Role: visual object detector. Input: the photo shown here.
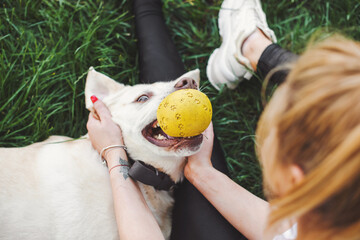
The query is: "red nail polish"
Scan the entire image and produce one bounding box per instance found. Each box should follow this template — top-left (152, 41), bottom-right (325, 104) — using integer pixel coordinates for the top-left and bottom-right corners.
top-left (90, 95), bottom-right (98, 103)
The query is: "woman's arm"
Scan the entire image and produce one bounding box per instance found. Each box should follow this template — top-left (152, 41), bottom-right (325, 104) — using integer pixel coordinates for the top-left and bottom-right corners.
top-left (87, 98), bottom-right (164, 240)
top-left (185, 123), bottom-right (269, 240)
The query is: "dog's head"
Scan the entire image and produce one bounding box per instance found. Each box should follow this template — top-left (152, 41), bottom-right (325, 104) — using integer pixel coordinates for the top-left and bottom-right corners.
top-left (85, 67), bottom-right (204, 180)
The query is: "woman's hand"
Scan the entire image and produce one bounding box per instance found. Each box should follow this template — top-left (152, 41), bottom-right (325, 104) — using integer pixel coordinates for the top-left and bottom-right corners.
top-left (184, 122), bottom-right (215, 182)
top-left (86, 97), bottom-right (124, 155)
top-left (87, 97), bottom-right (165, 240)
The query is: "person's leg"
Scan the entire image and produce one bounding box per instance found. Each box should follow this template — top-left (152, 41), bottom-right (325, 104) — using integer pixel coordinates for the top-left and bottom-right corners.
top-left (171, 135), bottom-right (245, 240)
top-left (256, 43), bottom-right (298, 84)
top-left (133, 0), bottom-right (244, 239)
top-left (134, 0), bottom-right (184, 83)
top-left (241, 29), bottom-right (299, 84)
top-left (206, 0), bottom-right (298, 90)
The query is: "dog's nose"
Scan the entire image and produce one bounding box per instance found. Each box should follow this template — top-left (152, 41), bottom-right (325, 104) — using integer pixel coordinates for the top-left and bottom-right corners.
top-left (174, 77), bottom-right (198, 90)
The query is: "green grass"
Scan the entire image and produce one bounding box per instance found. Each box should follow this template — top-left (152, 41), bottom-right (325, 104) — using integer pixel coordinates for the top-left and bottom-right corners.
top-left (1, 0), bottom-right (359, 201)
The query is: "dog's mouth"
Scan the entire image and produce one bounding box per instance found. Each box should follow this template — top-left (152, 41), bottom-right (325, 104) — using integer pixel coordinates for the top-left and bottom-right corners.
top-left (142, 120), bottom-right (203, 150)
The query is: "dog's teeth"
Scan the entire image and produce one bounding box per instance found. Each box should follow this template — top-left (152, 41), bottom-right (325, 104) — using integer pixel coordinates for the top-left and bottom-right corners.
top-left (155, 134), bottom-right (166, 140)
top-left (156, 122), bottom-right (160, 127)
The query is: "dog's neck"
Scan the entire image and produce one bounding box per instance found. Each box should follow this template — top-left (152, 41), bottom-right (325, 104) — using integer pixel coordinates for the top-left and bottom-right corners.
top-left (128, 154), bottom-right (186, 183)
top-left (127, 159), bottom-right (176, 191)
top-left (85, 134), bottom-right (186, 183)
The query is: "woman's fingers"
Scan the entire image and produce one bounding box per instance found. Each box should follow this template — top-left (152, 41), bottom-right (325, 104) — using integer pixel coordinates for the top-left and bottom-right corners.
top-left (203, 122), bottom-right (214, 140)
top-left (199, 122), bottom-right (214, 152)
top-left (92, 99), bottom-right (112, 121)
top-left (86, 96), bottom-right (125, 154)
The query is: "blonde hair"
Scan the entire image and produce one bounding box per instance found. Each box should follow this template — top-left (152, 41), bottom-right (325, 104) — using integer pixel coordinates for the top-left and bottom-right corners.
top-left (256, 36), bottom-right (360, 239)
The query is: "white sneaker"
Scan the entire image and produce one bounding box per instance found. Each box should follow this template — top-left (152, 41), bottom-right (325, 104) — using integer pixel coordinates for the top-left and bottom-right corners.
top-left (207, 0), bottom-right (277, 90)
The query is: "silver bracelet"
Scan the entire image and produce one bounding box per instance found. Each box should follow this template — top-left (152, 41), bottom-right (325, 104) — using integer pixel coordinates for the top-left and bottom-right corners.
top-left (99, 145), bottom-right (127, 166)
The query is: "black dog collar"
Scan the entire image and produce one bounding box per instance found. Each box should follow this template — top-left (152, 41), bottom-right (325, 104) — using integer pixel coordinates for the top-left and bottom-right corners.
top-left (128, 160), bottom-right (176, 191)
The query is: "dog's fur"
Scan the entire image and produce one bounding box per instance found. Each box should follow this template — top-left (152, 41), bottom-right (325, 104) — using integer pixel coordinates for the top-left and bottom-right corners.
top-left (0, 68), bottom-right (203, 240)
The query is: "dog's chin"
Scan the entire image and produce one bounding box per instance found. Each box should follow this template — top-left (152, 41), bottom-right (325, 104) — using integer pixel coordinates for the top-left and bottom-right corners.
top-left (141, 119), bottom-right (203, 155)
top-left (173, 143), bottom-right (202, 157)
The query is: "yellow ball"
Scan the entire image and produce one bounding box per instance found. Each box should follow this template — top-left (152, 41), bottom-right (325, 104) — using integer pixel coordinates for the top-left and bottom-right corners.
top-left (157, 89), bottom-right (212, 137)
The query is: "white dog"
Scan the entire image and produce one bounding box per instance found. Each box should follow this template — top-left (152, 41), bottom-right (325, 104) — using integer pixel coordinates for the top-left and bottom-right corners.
top-left (0, 68), bottom-right (204, 240)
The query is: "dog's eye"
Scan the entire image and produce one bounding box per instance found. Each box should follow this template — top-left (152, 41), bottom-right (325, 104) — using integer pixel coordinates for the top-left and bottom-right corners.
top-left (137, 95), bottom-right (149, 102)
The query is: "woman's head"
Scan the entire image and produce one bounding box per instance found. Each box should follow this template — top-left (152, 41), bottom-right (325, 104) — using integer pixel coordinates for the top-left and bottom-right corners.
top-left (256, 36), bottom-right (360, 239)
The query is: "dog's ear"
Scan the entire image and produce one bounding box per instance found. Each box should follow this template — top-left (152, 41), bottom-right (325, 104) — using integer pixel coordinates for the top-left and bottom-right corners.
top-left (85, 67), bottom-right (125, 110)
top-left (178, 69), bottom-right (200, 88)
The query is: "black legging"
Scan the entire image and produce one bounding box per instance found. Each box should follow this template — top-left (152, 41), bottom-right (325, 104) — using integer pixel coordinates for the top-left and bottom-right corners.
top-left (257, 43), bottom-right (298, 84)
top-left (133, 1), bottom-right (298, 239)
